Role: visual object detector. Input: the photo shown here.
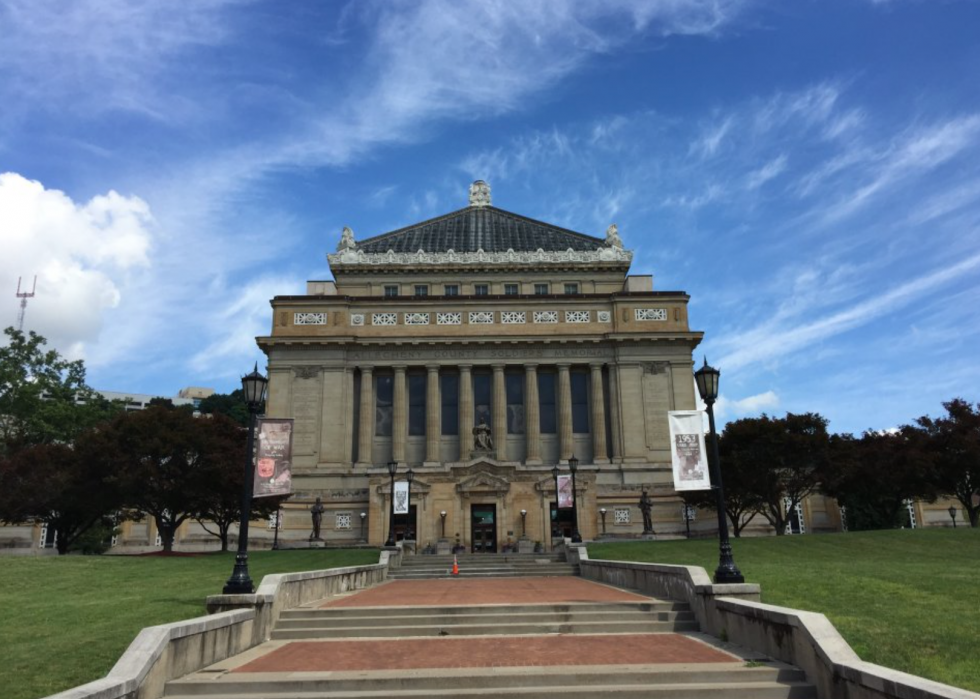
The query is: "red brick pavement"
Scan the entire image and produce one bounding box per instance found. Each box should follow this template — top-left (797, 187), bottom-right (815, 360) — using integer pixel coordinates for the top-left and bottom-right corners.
top-left (235, 634), bottom-right (740, 673)
top-left (321, 576), bottom-right (650, 608)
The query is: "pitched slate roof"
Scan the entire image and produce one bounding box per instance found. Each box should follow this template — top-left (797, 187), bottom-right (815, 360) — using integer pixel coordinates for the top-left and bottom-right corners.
top-left (356, 206), bottom-right (605, 254)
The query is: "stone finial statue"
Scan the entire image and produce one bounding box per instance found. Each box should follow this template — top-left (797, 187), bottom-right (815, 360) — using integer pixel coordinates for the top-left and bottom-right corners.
top-left (469, 180), bottom-right (492, 207)
top-left (337, 226), bottom-right (357, 252)
top-left (473, 419), bottom-right (493, 451)
top-left (639, 489), bottom-right (654, 534)
top-left (310, 497), bottom-right (325, 540)
top-left (605, 223), bottom-right (623, 249)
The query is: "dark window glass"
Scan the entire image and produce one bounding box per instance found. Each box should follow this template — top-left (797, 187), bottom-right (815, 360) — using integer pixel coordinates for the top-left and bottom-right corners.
top-left (474, 284), bottom-right (489, 296)
top-left (534, 283), bottom-right (549, 295)
top-left (564, 283), bottom-right (579, 295)
top-left (414, 285), bottom-right (428, 296)
top-left (441, 373), bottom-right (459, 435)
top-left (375, 373), bottom-right (393, 437)
top-left (538, 372), bottom-right (557, 434)
top-left (571, 371), bottom-right (589, 433)
top-left (473, 371), bottom-right (492, 428)
top-left (408, 372), bottom-right (426, 436)
top-left (444, 284), bottom-right (459, 296)
top-left (384, 285), bottom-right (398, 298)
top-left (504, 283), bottom-right (519, 295)
top-left (506, 372), bottom-right (524, 434)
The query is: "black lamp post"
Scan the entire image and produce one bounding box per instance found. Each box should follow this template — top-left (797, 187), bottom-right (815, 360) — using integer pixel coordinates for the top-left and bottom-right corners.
top-left (405, 468), bottom-right (415, 539)
top-left (569, 456), bottom-right (582, 543)
top-left (359, 511), bottom-right (366, 542)
top-left (599, 507), bottom-right (607, 536)
top-left (551, 464), bottom-right (560, 543)
top-left (222, 363), bottom-right (268, 594)
top-left (683, 504), bottom-right (695, 539)
top-left (694, 358), bottom-right (744, 584)
top-left (385, 461), bottom-right (397, 547)
top-left (272, 506), bottom-right (282, 550)
top-left (948, 505), bottom-right (958, 528)
top-left (520, 509), bottom-right (527, 538)
top-left (440, 510), bottom-right (447, 538)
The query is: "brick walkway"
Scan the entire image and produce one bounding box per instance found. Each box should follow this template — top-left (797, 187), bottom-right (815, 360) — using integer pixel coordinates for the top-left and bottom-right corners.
top-left (321, 576), bottom-right (649, 608)
top-left (234, 634), bottom-right (741, 673)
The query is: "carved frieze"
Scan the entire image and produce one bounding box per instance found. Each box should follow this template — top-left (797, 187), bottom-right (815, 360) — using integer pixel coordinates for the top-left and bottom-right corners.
top-left (294, 366), bottom-right (320, 380)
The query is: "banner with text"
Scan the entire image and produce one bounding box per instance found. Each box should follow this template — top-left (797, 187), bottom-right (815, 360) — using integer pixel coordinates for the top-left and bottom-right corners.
top-left (393, 480), bottom-right (410, 514)
top-left (668, 411), bottom-right (712, 491)
top-left (557, 475), bottom-right (573, 508)
top-left (253, 418), bottom-right (294, 499)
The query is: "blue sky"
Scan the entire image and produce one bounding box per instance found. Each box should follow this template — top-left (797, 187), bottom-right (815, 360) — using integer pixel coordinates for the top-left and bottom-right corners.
top-left (2, 0), bottom-right (979, 434)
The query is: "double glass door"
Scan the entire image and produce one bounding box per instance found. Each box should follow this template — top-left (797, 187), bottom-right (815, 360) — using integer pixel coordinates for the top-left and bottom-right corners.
top-left (471, 505), bottom-right (497, 553)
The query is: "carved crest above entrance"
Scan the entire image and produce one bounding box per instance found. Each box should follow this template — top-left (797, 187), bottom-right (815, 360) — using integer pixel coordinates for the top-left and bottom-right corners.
top-left (456, 471), bottom-right (510, 497)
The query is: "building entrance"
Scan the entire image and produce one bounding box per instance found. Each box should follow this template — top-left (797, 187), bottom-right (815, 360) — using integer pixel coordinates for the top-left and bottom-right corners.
top-left (471, 504), bottom-right (497, 553)
top-left (393, 505), bottom-right (417, 541)
top-left (551, 503), bottom-right (576, 542)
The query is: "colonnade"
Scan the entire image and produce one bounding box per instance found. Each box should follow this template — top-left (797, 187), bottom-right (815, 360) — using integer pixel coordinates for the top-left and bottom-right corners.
top-left (355, 363), bottom-right (622, 466)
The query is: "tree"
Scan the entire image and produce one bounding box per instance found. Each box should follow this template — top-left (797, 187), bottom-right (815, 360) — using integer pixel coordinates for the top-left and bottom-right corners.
top-left (719, 413), bottom-right (830, 535)
top-left (191, 413), bottom-right (280, 551)
top-left (0, 327), bottom-right (117, 456)
top-left (198, 389), bottom-right (259, 427)
top-left (915, 399), bottom-right (980, 528)
top-left (0, 433), bottom-right (127, 554)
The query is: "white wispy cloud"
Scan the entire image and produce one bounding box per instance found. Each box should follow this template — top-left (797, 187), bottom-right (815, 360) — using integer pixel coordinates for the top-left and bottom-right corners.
top-left (745, 154), bottom-right (788, 190)
top-left (715, 390), bottom-right (780, 419)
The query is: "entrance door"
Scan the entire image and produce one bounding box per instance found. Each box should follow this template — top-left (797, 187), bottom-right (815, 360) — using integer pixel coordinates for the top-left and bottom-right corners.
top-left (551, 502), bottom-right (575, 541)
top-left (393, 505), bottom-right (418, 541)
top-left (471, 505), bottom-right (497, 553)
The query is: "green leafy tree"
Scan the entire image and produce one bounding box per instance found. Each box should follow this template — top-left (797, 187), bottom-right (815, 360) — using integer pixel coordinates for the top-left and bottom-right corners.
top-left (0, 327), bottom-right (117, 455)
top-left (915, 399), bottom-right (980, 528)
top-left (198, 389), bottom-right (257, 426)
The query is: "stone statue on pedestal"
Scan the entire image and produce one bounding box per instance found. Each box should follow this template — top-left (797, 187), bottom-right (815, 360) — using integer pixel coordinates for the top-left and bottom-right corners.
top-left (473, 419), bottom-right (493, 452)
top-left (639, 489), bottom-right (654, 534)
top-left (310, 497), bottom-right (324, 540)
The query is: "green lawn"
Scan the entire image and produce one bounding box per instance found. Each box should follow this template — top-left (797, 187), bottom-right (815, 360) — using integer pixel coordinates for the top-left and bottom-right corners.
top-left (0, 549), bottom-right (379, 699)
top-left (590, 529), bottom-right (980, 693)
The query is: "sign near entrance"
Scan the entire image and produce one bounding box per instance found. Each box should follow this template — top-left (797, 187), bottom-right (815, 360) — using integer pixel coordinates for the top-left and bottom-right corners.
top-left (393, 480), bottom-right (410, 514)
top-left (557, 475), bottom-right (574, 508)
top-left (668, 411), bottom-right (711, 491)
top-left (253, 418), bottom-right (294, 498)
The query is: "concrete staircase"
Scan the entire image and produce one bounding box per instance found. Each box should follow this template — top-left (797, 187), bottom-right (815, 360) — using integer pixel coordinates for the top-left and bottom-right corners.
top-left (271, 600), bottom-right (698, 639)
top-left (388, 552), bottom-right (579, 579)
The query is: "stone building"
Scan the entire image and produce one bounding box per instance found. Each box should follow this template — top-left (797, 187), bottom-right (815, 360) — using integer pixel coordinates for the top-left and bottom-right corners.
top-left (260, 181), bottom-right (706, 550)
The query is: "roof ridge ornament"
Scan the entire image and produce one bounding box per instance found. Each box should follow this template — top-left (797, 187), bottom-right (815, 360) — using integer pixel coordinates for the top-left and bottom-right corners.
top-left (605, 223), bottom-right (623, 249)
top-left (337, 226), bottom-right (357, 252)
top-left (469, 180), bottom-right (491, 207)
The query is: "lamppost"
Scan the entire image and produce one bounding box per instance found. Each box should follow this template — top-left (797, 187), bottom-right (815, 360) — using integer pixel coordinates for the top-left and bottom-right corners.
top-left (599, 507), bottom-right (607, 536)
top-left (222, 363), bottom-right (268, 594)
top-left (683, 504), bottom-right (696, 539)
top-left (405, 468), bottom-right (415, 539)
top-left (948, 506), bottom-right (958, 528)
top-left (359, 511), bottom-right (366, 542)
top-left (385, 461), bottom-right (397, 547)
top-left (440, 510), bottom-right (447, 538)
top-left (694, 358), bottom-right (744, 584)
top-left (569, 456), bottom-right (582, 543)
top-left (551, 464), bottom-right (560, 543)
top-left (520, 509), bottom-right (527, 538)
top-left (272, 505), bottom-right (282, 550)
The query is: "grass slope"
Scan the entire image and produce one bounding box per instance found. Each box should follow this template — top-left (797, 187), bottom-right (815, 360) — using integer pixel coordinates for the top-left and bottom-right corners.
top-left (589, 529), bottom-right (980, 692)
top-left (0, 549), bottom-right (379, 699)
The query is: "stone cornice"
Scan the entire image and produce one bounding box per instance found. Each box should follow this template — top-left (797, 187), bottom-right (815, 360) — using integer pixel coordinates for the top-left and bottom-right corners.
top-left (327, 246), bottom-right (632, 269)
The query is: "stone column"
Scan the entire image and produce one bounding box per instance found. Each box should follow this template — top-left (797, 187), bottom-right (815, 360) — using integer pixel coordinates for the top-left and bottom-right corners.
top-left (357, 366), bottom-right (374, 467)
top-left (590, 363), bottom-right (609, 464)
top-left (392, 365), bottom-right (407, 464)
top-left (492, 364), bottom-right (507, 461)
top-left (458, 365), bottom-right (473, 460)
top-left (524, 364), bottom-right (541, 465)
top-left (558, 363), bottom-right (573, 462)
top-left (343, 367), bottom-right (355, 464)
top-left (425, 364), bottom-right (441, 466)
top-left (608, 364), bottom-right (623, 462)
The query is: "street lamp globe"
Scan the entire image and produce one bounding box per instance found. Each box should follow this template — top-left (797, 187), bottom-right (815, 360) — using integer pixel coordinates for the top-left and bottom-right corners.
top-left (694, 357), bottom-right (720, 405)
top-left (241, 362), bottom-right (268, 409)
top-left (568, 456), bottom-right (579, 473)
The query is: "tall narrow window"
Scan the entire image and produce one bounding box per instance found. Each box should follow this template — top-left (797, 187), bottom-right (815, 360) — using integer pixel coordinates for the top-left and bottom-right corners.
top-left (538, 372), bottom-right (557, 433)
top-left (506, 372), bottom-right (525, 434)
top-left (473, 371), bottom-right (492, 428)
top-left (375, 373), bottom-right (393, 437)
top-left (408, 372), bottom-right (426, 436)
top-left (414, 285), bottom-right (428, 297)
top-left (504, 283), bottom-right (519, 295)
top-left (564, 283), bottom-right (579, 295)
top-left (444, 284), bottom-right (459, 296)
top-left (384, 285), bottom-right (399, 298)
top-left (534, 283), bottom-right (549, 295)
top-left (441, 373), bottom-right (459, 435)
top-left (571, 370), bottom-right (589, 433)
top-left (474, 283), bottom-right (489, 296)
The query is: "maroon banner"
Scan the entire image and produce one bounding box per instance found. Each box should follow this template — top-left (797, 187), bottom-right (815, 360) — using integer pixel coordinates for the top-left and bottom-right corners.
top-left (253, 418), bottom-right (293, 499)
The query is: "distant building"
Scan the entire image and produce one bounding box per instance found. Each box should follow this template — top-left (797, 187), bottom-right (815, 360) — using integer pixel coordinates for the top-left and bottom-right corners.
top-left (177, 386), bottom-right (215, 408)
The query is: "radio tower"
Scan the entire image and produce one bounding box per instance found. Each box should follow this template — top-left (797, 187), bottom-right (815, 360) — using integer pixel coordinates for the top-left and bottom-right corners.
top-left (15, 276), bottom-right (37, 332)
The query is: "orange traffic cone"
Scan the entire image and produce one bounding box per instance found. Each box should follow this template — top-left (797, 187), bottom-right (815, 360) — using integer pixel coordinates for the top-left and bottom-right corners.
top-left (451, 554), bottom-right (459, 576)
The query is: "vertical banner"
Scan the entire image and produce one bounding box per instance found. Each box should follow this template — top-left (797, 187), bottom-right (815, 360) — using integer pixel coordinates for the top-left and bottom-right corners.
top-left (393, 480), bottom-right (410, 514)
top-left (668, 410), bottom-right (712, 491)
top-left (557, 475), bottom-right (573, 508)
top-left (253, 418), bottom-right (294, 498)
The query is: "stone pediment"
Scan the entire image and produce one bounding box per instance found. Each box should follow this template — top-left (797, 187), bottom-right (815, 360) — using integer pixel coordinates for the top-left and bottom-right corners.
top-left (374, 477), bottom-right (432, 496)
top-left (456, 471), bottom-right (510, 496)
top-left (534, 474), bottom-right (589, 495)
top-left (451, 458), bottom-right (517, 479)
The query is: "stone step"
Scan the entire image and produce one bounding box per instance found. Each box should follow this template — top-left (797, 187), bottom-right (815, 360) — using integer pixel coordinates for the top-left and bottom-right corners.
top-left (165, 665), bottom-right (815, 698)
top-left (277, 610), bottom-right (694, 629)
top-left (282, 601), bottom-right (689, 619)
top-left (400, 555), bottom-right (564, 565)
top-left (270, 619), bottom-right (700, 639)
top-left (388, 568), bottom-right (578, 579)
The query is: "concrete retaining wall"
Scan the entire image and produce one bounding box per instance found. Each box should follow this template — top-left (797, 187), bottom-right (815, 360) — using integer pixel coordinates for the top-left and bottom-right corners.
top-left (44, 551), bottom-right (395, 699)
top-left (581, 554), bottom-right (979, 699)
